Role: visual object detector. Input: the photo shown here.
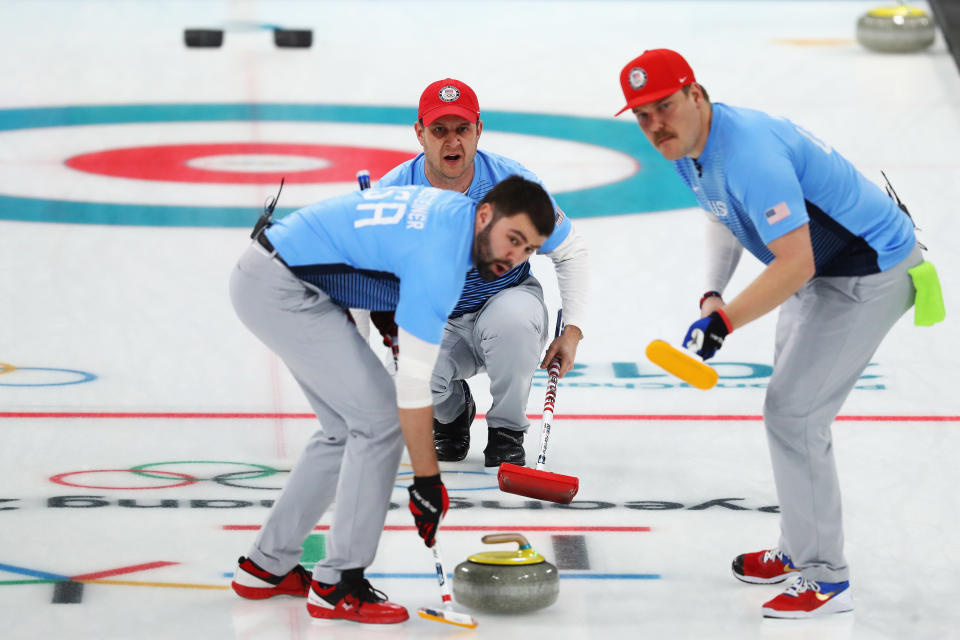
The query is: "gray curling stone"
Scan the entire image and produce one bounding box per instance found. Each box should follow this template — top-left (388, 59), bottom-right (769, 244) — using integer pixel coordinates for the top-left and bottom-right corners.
top-left (453, 533), bottom-right (558, 613)
top-left (856, 5), bottom-right (936, 53)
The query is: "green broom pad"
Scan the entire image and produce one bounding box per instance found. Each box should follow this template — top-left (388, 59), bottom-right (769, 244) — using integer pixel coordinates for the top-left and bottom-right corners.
top-left (908, 261), bottom-right (946, 326)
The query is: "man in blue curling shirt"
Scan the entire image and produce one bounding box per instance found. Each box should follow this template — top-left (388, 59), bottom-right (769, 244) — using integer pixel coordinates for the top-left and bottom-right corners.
top-left (616, 49), bottom-right (922, 619)
top-left (228, 176), bottom-right (555, 623)
top-left (376, 78), bottom-right (590, 467)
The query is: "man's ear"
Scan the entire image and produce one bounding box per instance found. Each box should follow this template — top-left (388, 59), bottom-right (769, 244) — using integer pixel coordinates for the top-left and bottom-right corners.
top-left (476, 120), bottom-right (483, 139)
top-left (414, 121), bottom-right (425, 147)
top-left (475, 202), bottom-right (493, 229)
top-left (691, 84), bottom-right (704, 106)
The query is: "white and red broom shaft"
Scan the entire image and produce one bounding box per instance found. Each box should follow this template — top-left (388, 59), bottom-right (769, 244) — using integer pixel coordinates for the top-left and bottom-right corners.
top-left (535, 309), bottom-right (563, 470)
top-left (536, 357), bottom-right (561, 470)
top-left (432, 544), bottom-right (453, 605)
top-left (419, 542), bottom-right (478, 628)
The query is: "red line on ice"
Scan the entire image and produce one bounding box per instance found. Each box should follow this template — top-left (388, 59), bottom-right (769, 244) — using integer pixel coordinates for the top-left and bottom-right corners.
top-left (71, 561), bottom-right (178, 581)
top-left (1, 411), bottom-right (956, 421)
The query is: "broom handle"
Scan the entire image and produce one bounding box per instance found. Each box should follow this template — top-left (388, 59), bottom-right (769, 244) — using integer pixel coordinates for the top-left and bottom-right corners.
top-left (431, 544), bottom-right (454, 606)
top-left (535, 309), bottom-right (563, 471)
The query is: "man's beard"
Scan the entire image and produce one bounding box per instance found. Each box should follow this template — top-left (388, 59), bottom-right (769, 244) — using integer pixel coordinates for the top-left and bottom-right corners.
top-left (473, 223), bottom-right (510, 282)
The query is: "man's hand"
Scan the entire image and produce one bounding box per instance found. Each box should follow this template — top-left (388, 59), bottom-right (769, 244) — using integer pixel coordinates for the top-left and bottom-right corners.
top-left (408, 474), bottom-right (448, 547)
top-left (370, 311), bottom-right (399, 360)
top-left (682, 310), bottom-right (732, 361)
top-left (540, 324), bottom-right (582, 377)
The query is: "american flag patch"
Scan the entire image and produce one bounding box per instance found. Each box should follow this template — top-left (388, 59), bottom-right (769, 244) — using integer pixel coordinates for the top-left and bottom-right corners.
top-left (765, 202), bottom-right (791, 225)
top-left (554, 207), bottom-right (565, 227)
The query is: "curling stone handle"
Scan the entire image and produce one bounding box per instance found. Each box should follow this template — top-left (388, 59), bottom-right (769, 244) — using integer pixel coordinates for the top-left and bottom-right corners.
top-left (481, 533), bottom-right (531, 549)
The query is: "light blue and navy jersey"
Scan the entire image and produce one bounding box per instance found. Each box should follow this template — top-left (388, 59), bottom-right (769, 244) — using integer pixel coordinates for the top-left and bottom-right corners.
top-left (264, 186), bottom-right (474, 344)
top-left (377, 149), bottom-right (571, 316)
top-left (675, 103), bottom-right (915, 276)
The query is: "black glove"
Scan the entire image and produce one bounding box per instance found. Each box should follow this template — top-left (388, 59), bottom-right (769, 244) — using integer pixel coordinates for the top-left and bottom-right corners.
top-left (682, 310), bottom-right (732, 361)
top-left (408, 474), bottom-right (448, 547)
top-left (370, 310), bottom-right (399, 360)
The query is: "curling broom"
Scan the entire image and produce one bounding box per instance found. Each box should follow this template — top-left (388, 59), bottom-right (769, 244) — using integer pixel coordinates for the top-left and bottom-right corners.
top-left (417, 543), bottom-right (478, 629)
top-left (498, 309), bottom-right (579, 504)
top-left (645, 337), bottom-right (719, 390)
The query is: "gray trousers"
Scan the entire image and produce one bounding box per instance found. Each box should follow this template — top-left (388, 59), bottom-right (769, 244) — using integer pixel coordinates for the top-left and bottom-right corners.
top-left (432, 275), bottom-right (549, 432)
top-left (765, 244), bottom-right (922, 582)
top-left (229, 244), bottom-right (405, 585)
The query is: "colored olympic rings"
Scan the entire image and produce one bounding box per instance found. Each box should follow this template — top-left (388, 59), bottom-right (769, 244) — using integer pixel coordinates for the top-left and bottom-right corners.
top-left (50, 461), bottom-right (285, 490)
top-left (50, 469), bottom-right (196, 490)
top-left (131, 460), bottom-right (287, 490)
top-left (130, 460), bottom-right (275, 481)
top-left (47, 461), bottom-right (500, 491)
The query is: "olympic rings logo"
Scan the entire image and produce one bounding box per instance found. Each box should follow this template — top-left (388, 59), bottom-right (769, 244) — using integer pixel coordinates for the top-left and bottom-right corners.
top-left (48, 461), bottom-right (500, 492)
top-left (50, 461), bottom-right (286, 491)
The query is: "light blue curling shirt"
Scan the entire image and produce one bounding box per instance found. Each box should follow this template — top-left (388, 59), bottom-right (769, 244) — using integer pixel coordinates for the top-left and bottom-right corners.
top-left (674, 103), bottom-right (915, 276)
top-left (378, 149), bottom-right (571, 316)
top-left (265, 186), bottom-right (475, 344)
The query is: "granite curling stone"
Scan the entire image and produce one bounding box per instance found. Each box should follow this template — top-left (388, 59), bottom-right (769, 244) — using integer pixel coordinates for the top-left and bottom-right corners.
top-left (453, 533), bottom-right (559, 613)
top-left (856, 4), bottom-right (936, 53)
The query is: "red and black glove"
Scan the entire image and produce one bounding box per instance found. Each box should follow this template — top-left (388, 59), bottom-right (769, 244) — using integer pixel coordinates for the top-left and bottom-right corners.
top-left (408, 474), bottom-right (448, 547)
top-left (370, 310), bottom-right (399, 361)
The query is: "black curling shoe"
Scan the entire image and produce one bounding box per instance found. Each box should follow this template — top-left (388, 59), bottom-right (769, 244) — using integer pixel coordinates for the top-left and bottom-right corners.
top-left (483, 427), bottom-right (525, 467)
top-left (433, 380), bottom-right (476, 462)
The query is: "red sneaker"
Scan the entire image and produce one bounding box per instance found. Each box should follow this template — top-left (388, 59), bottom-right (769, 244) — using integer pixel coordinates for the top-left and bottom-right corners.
top-left (732, 548), bottom-right (799, 584)
top-left (762, 576), bottom-right (853, 618)
top-left (231, 556), bottom-right (311, 599)
top-left (306, 569), bottom-right (409, 624)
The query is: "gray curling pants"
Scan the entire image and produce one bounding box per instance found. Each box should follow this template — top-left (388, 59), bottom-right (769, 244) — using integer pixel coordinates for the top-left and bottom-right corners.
top-left (432, 275), bottom-right (549, 432)
top-left (229, 244), bottom-right (405, 585)
top-left (765, 244), bottom-right (922, 583)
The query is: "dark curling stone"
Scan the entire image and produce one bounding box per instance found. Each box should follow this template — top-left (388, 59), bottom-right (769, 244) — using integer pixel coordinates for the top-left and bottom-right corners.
top-left (184, 29), bottom-right (224, 48)
top-left (453, 533), bottom-right (558, 613)
top-left (274, 29), bottom-right (313, 48)
top-left (856, 4), bottom-right (936, 53)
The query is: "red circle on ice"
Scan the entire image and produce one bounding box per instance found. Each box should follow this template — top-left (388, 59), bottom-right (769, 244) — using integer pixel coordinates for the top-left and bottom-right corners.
top-left (49, 469), bottom-right (196, 490)
top-left (64, 143), bottom-right (416, 184)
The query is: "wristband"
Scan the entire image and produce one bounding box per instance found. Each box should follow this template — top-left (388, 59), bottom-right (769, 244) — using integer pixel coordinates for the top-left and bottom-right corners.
top-left (699, 290), bottom-right (722, 309)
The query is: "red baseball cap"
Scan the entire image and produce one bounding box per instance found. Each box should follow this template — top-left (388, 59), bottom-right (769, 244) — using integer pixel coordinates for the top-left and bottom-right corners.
top-left (418, 78), bottom-right (481, 126)
top-left (615, 49), bottom-right (696, 116)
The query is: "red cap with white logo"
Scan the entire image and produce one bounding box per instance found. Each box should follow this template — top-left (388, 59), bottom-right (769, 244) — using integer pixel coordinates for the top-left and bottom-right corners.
top-left (616, 49), bottom-right (696, 115)
top-left (418, 78), bottom-right (481, 126)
